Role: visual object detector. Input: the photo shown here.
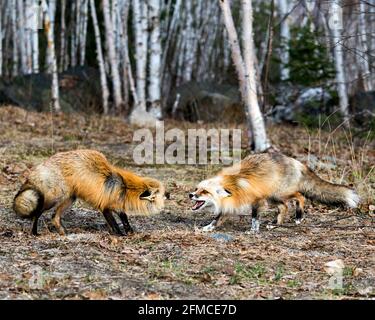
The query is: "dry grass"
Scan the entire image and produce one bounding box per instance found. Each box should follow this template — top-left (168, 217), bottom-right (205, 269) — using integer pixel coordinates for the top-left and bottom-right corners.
top-left (0, 105), bottom-right (374, 300)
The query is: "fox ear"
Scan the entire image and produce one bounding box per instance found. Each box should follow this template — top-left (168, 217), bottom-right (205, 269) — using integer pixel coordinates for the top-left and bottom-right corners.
top-left (216, 187), bottom-right (231, 197)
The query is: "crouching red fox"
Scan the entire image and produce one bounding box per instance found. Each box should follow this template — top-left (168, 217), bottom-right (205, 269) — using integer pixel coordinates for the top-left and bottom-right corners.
top-left (189, 153), bottom-right (359, 232)
top-left (13, 149), bottom-right (166, 236)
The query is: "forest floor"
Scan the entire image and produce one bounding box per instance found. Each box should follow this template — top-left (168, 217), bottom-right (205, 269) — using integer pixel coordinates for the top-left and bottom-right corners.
top-left (0, 105), bottom-right (374, 300)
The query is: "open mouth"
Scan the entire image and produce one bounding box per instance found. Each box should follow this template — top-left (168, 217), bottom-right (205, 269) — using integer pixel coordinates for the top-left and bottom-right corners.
top-left (192, 200), bottom-right (205, 211)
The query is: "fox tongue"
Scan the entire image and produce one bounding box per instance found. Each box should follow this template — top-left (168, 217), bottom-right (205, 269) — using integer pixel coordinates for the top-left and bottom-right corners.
top-left (192, 200), bottom-right (205, 210)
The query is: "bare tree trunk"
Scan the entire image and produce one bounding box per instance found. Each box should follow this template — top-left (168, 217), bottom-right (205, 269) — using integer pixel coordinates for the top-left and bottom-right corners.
top-left (60, 0), bottom-right (67, 72)
top-left (90, 0), bottom-right (109, 114)
top-left (329, 2), bottom-right (349, 125)
top-left (71, 1), bottom-right (77, 67)
top-left (242, 0), bottom-right (270, 151)
top-left (41, 0), bottom-right (61, 112)
top-left (148, 0), bottom-right (162, 118)
top-left (11, 0), bottom-right (19, 77)
top-left (79, 0), bottom-right (88, 66)
top-left (17, 0), bottom-right (27, 74)
top-left (46, 0), bottom-right (56, 73)
top-left (358, 1), bottom-right (372, 91)
top-left (103, 0), bottom-right (123, 112)
top-left (31, 0), bottom-right (40, 73)
top-left (278, 0), bottom-right (290, 81)
top-left (132, 0), bottom-right (148, 112)
top-left (219, 0), bottom-right (270, 151)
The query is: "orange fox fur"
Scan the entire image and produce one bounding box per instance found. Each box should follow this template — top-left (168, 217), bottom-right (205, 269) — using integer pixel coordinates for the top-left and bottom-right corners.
top-left (13, 149), bottom-right (165, 235)
top-left (190, 153), bottom-right (359, 231)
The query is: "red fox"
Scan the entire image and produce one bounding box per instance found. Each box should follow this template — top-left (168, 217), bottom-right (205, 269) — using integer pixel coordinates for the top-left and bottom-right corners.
top-left (13, 149), bottom-right (166, 236)
top-left (189, 153), bottom-right (359, 232)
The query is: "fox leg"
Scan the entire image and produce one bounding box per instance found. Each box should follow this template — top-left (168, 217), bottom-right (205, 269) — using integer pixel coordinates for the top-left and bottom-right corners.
top-left (251, 200), bottom-right (266, 232)
top-left (276, 202), bottom-right (288, 225)
top-left (202, 212), bottom-right (227, 232)
top-left (31, 210), bottom-right (43, 236)
top-left (103, 209), bottom-right (124, 236)
top-left (118, 212), bottom-right (134, 234)
top-left (294, 192), bottom-right (305, 225)
top-left (52, 197), bottom-right (74, 235)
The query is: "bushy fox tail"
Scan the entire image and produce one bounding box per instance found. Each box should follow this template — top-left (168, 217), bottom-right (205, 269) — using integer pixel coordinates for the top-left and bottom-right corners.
top-left (13, 185), bottom-right (44, 219)
top-left (300, 169), bottom-right (360, 208)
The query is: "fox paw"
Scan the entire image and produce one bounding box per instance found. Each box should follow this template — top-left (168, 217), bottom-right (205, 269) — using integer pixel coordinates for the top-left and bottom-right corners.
top-left (201, 224), bottom-right (216, 232)
top-left (250, 218), bottom-right (260, 233)
top-left (295, 218), bottom-right (305, 225)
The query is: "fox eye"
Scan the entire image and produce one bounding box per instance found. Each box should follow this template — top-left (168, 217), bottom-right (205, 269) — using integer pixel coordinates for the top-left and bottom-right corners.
top-left (194, 188), bottom-right (198, 192)
top-left (140, 190), bottom-right (151, 198)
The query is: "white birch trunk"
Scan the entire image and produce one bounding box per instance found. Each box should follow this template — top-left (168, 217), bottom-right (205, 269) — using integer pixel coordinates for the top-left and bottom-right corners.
top-left (358, 2), bottom-right (372, 91)
top-left (184, 0), bottom-right (195, 82)
top-left (31, 0), bottom-right (40, 73)
top-left (148, 0), bottom-right (162, 118)
top-left (71, 1), bottom-right (77, 67)
top-left (278, 0), bottom-right (290, 81)
top-left (132, 0), bottom-right (148, 112)
top-left (24, 0), bottom-right (34, 74)
top-left (103, 0), bottom-right (123, 112)
top-left (329, 2), bottom-right (349, 125)
top-left (90, 0), bottom-right (109, 114)
top-left (60, 0), bottom-right (67, 71)
top-left (17, 0), bottom-right (27, 74)
top-left (242, 0), bottom-right (270, 151)
top-left (41, 0), bottom-right (61, 112)
top-left (119, 0), bottom-right (130, 108)
top-left (80, 0), bottom-right (88, 66)
top-left (46, 0), bottom-right (56, 73)
top-left (11, 0), bottom-right (19, 77)
top-left (220, 0), bottom-right (269, 151)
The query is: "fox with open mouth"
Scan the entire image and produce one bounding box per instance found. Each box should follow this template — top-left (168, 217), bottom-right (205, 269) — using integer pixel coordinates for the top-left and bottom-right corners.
top-left (189, 153), bottom-right (359, 232)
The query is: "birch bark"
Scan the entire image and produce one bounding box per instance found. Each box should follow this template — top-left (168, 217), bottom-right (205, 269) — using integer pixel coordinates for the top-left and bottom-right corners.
top-left (329, 2), bottom-right (349, 125)
top-left (103, 0), bottom-right (124, 112)
top-left (41, 0), bottom-right (61, 112)
top-left (90, 0), bottom-right (109, 114)
top-left (148, 0), bottom-right (162, 118)
top-left (278, 0), bottom-right (290, 81)
top-left (358, 1), bottom-right (372, 91)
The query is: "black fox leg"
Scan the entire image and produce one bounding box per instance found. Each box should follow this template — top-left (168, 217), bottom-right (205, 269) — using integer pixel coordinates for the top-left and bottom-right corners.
top-left (30, 191), bottom-right (45, 236)
top-left (118, 212), bottom-right (134, 234)
top-left (202, 212), bottom-right (226, 231)
top-left (103, 209), bottom-right (124, 236)
top-left (31, 211), bottom-right (43, 236)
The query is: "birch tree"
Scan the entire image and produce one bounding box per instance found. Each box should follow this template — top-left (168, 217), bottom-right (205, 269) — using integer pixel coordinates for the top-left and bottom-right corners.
top-left (358, 1), bottom-right (372, 91)
top-left (31, 0), bottom-right (40, 73)
top-left (90, 0), bottom-right (109, 114)
top-left (278, 0), bottom-right (290, 81)
top-left (11, 0), bottom-right (18, 76)
top-left (329, 1), bottom-right (349, 125)
top-left (219, 0), bottom-right (270, 151)
top-left (103, 0), bottom-right (123, 112)
top-left (41, 0), bottom-right (61, 112)
top-left (148, 0), bottom-right (162, 119)
top-left (132, 0), bottom-right (148, 112)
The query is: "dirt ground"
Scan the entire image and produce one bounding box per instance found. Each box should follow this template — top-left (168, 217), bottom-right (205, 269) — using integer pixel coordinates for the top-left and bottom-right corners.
top-left (0, 106), bottom-right (374, 300)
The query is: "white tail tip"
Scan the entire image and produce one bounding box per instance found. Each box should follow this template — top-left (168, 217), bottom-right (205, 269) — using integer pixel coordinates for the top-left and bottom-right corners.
top-left (346, 190), bottom-right (360, 208)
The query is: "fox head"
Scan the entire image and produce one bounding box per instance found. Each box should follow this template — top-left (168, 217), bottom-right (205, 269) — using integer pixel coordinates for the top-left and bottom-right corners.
top-left (138, 178), bottom-right (166, 213)
top-left (189, 177), bottom-right (232, 213)
top-left (116, 171), bottom-right (167, 215)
